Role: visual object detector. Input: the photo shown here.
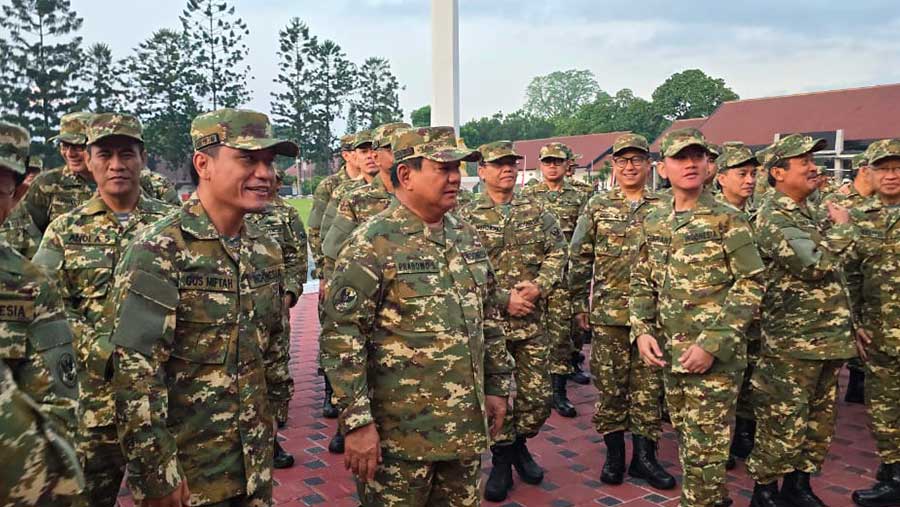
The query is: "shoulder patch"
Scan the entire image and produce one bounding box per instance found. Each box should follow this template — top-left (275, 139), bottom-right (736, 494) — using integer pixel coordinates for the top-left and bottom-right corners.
top-left (332, 286), bottom-right (358, 313)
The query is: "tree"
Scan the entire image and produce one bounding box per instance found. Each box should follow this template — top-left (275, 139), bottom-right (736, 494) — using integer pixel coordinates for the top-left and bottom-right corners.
top-left (123, 29), bottom-right (201, 172)
top-left (411, 105), bottom-right (430, 127)
top-left (523, 69), bottom-right (600, 121)
top-left (304, 38), bottom-right (355, 173)
top-left (270, 18), bottom-right (315, 167)
top-left (78, 43), bottom-right (125, 112)
top-left (651, 69), bottom-right (738, 121)
top-left (179, 0), bottom-right (250, 110)
top-left (460, 110), bottom-right (555, 149)
top-left (559, 88), bottom-right (668, 140)
top-left (0, 0), bottom-right (84, 165)
top-left (346, 57), bottom-right (404, 132)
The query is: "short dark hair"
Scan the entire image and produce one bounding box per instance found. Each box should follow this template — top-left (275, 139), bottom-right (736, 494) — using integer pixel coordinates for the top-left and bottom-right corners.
top-left (767, 159), bottom-right (789, 187)
top-left (391, 157), bottom-right (422, 188)
top-left (191, 146), bottom-right (221, 185)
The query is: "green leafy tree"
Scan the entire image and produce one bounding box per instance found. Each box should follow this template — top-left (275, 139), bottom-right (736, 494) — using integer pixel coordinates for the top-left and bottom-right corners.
top-left (179, 0), bottom-right (250, 110)
top-left (651, 69), bottom-right (738, 121)
top-left (78, 43), bottom-right (125, 112)
top-left (410, 105), bottom-right (431, 127)
top-left (523, 69), bottom-right (600, 121)
top-left (123, 28), bottom-right (201, 172)
top-left (0, 0), bottom-right (84, 165)
top-left (346, 57), bottom-right (404, 132)
top-left (559, 88), bottom-right (668, 140)
top-left (305, 38), bottom-right (355, 174)
top-left (460, 110), bottom-right (555, 149)
top-left (270, 18), bottom-right (315, 169)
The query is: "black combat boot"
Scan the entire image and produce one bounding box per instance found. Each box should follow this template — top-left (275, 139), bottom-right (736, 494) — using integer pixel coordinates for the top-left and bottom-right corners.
top-left (730, 416), bottom-right (756, 460)
top-left (274, 438), bottom-right (295, 469)
top-left (485, 443), bottom-right (515, 502)
top-left (568, 352), bottom-right (590, 385)
top-left (322, 376), bottom-right (339, 419)
top-left (551, 374), bottom-right (577, 417)
top-left (512, 435), bottom-right (544, 484)
top-left (327, 429), bottom-right (345, 454)
top-left (878, 463), bottom-right (890, 482)
top-left (845, 369), bottom-right (866, 404)
top-left (600, 431), bottom-right (626, 485)
top-left (750, 482), bottom-right (793, 507)
top-left (628, 434), bottom-right (676, 490)
top-left (853, 463), bottom-right (900, 507)
top-left (726, 454), bottom-right (736, 470)
top-left (781, 470), bottom-right (827, 507)
top-left (715, 498), bottom-right (734, 507)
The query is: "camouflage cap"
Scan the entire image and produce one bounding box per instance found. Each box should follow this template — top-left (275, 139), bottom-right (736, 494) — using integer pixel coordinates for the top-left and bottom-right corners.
top-left (340, 134), bottom-right (356, 152)
top-left (477, 140), bottom-right (523, 163)
top-left (352, 130), bottom-right (374, 150)
top-left (612, 133), bottom-right (650, 155)
top-left (373, 122), bottom-right (412, 149)
top-left (707, 143), bottom-right (721, 160)
top-left (275, 166), bottom-right (286, 181)
top-left (717, 141), bottom-right (757, 170)
top-left (659, 128), bottom-right (712, 158)
top-left (26, 155), bottom-right (43, 172)
top-left (852, 152), bottom-right (869, 169)
top-left (48, 112), bottom-right (94, 145)
top-left (0, 122), bottom-right (30, 176)
top-left (766, 134), bottom-right (826, 169)
top-left (539, 142), bottom-right (572, 161)
top-left (87, 113), bottom-right (144, 145)
top-left (866, 138), bottom-right (900, 166)
top-left (392, 126), bottom-right (481, 164)
top-left (755, 145), bottom-right (774, 167)
top-left (191, 108), bottom-right (299, 157)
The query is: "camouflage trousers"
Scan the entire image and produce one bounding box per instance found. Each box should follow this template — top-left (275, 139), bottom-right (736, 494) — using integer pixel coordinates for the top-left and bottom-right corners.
top-left (545, 286), bottom-right (575, 375)
top-left (198, 490), bottom-right (272, 507)
top-left (865, 347), bottom-right (900, 463)
top-left (590, 325), bottom-right (663, 439)
top-left (735, 332), bottom-right (761, 422)
top-left (665, 371), bottom-right (740, 507)
top-left (356, 455), bottom-right (481, 507)
top-left (496, 335), bottom-right (551, 443)
top-left (273, 309), bottom-right (294, 424)
top-left (76, 424), bottom-right (125, 507)
top-left (746, 355), bottom-right (842, 485)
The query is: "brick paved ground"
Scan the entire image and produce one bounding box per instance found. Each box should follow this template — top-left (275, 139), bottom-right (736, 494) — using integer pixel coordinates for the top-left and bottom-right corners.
top-left (121, 292), bottom-right (881, 507)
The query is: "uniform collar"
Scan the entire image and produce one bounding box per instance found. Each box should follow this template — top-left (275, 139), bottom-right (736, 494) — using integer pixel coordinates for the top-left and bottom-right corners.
top-left (474, 190), bottom-right (526, 209)
top-left (394, 201), bottom-right (461, 245)
top-left (80, 192), bottom-right (170, 217)
top-left (608, 186), bottom-right (658, 203)
top-left (180, 198), bottom-right (261, 240)
top-left (60, 165), bottom-right (95, 186)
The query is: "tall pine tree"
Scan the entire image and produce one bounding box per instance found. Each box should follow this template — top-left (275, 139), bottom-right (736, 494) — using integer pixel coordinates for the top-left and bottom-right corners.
top-left (346, 57), bottom-right (404, 132)
top-left (179, 0), bottom-right (250, 110)
top-left (78, 43), bottom-right (125, 112)
top-left (270, 18), bottom-right (315, 165)
top-left (305, 38), bottom-right (355, 172)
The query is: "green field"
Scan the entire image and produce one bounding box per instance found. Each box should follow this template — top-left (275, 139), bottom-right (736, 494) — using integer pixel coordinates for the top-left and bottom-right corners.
top-left (286, 197), bottom-right (314, 225)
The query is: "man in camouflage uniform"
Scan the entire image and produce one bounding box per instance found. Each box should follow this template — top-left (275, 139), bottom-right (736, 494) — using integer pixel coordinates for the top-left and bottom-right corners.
top-left (714, 142), bottom-right (762, 468)
top-left (566, 154), bottom-right (594, 193)
top-left (320, 127), bottom-right (512, 507)
top-left (847, 139), bottom-right (900, 507)
top-left (110, 108), bottom-right (295, 507)
top-left (32, 113), bottom-right (175, 507)
top-left (140, 167), bottom-right (181, 205)
top-left (459, 140), bottom-right (567, 501)
top-left (747, 134), bottom-right (857, 507)
top-left (632, 128), bottom-right (766, 507)
top-left (569, 133), bottom-right (674, 491)
top-left (521, 142), bottom-right (591, 418)
top-left (247, 166), bottom-right (309, 469)
top-left (0, 121), bottom-right (83, 506)
top-left (12, 154), bottom-right (43, 206)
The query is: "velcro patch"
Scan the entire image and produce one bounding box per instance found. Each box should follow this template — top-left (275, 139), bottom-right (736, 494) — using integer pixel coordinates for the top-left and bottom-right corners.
top-left (462, 249), bottom-right (488, 263)
top-left (397, 259), bottom-right (439, 273)
top-left (647, 234), bottom-right (671, 245)
top-left (684, 231), bottom-right (720, 243)
top-left (0, 300), bottom-right (35, 322)
top-left (178, 272), bottom-right (237, 292)
top-left (246, 266), bottom-right (282, 288)
top-left (66, 233), bottom-right (113, 245)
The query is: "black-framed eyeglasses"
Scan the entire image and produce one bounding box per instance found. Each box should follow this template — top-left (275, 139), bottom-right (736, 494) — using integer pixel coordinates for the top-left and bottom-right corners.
top-left (613, 155), bottom-right (649, 168)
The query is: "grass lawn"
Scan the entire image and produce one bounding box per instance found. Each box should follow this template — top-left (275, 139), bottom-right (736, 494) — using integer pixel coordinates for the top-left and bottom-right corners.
top-left (285, 197), bottom-right (314, 225)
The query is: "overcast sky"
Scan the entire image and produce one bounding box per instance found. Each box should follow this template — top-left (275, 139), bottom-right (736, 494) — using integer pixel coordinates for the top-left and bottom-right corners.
top-left (74, 0), bottom-right (900, 124)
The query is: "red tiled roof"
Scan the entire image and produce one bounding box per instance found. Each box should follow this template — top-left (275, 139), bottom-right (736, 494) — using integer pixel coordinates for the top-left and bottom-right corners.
top-left (649, 117), bottom-right (708, 152)
top-left (514, 131), bottom-right (630, 170)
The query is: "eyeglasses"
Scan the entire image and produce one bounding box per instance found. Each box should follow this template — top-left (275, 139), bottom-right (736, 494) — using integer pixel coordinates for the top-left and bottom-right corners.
top-left (613, 155), bottom-right (649, 168)
top-left (541, 159), bottom-right (566, 167)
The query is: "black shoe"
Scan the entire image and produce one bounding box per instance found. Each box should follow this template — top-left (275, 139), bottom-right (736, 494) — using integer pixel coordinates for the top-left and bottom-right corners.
top-left (485, 443), bottom-right (515, 502)
top-left (274, 439), bottom-right (295, 469)
top-left (551, 374), bottom-right (577, 417)
top-left (730, 417), bottom-right (756, 460)
top-left (601, 431), bottom-right (626, 485)
top-left (878, 463), bottom-right (890, 483)
top-left (715, 498), bottom-right (734, 507)
top-left (277, 419), bottom-right (287, 429)
top-left (846, 368), bottom-right (866, 404)
top-left (568, 353), bottom-right (590, 385)
top-left (328, 431), bottom-right (345, 454)
top-left (512, 435), bottom-right (543, 485)
top-left (628, 434), bottom-right (676, 490)
top-left (322, 376), bottom-right (339, 419)
top-left (751, 482), bottom-right (793, 507)
top-left (726, 454), bottom-right (736, 470)
top-left (781, 470), bottom-right (827, 507)
top-left (853, 479), bottom-right (900, 507)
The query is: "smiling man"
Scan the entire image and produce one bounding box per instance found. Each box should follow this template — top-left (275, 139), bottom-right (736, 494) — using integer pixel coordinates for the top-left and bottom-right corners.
top-left (33, 113), bottom-right (175, 507)
top-left (109, 108), bottom-right (296, 507)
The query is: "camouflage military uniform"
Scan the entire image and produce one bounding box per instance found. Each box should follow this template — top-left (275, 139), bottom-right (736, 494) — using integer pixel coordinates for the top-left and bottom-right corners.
top-left (459, 191), bottom-right (566, 442)
top-left (323, 174), bottom-right (395, 276)
top-left (569, 186), bottom-right (663, 439)
top-left (309, 164), bottom-right (351, 280)
top-left (630, 190), bottom-right (765, 507)
top-left (520, 179), bottom-right (590, 376)
top-left (140, 168), bottom-right (181, 205)
top-left (34, 191), bottom-right (173, 507)
top-left (247, 194), bottom-right (309, 423)
top-left (746, 188), bottom-right (856, 485)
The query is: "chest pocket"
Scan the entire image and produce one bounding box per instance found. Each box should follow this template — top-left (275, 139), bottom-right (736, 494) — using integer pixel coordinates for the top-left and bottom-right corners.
top-left (49, 192), bottom-right (85, 222)
top-left (595, 215), bottom-right (627, 257)
top-left (172, 275), bottom-right (238, 364)
top-left (65, 245), bottom-right (115, 299)
top-left (474, 224), bottom-right (504, 252)
top-left (245, 266), bottom-right (282, 327)
top-left (679, 233), bottom-right (731, 287)
top-left (513, 219), bottom-right (546, 264)
top-left (392, 256), bottom-right (450, 334)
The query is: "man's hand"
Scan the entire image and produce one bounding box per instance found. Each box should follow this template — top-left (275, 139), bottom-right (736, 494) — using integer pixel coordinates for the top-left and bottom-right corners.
top-left (283, 294), bottom-right (294, 313)
top-left (827, 202), bottom-right (851, 225)
top-left (637, 334), bottom-right (666, 367)
top-left (318, 281), bottom-right (328, 304)
top-left (485, 395), bottom-right (508, 438)
top-left (507, 290), bottom-right (535, 317)
top-left (514, 281), bottom-right (541, 303)
top-left (344, 423), bottom-right (381, 483)
top-left (574, 313), bottom-right (590, 331)
top-left (142, 480), bottom-right (190, 507)
top-left (856, 328), bottom-right (872, 361)
top-left (679, 344), bottom-right (715, 374)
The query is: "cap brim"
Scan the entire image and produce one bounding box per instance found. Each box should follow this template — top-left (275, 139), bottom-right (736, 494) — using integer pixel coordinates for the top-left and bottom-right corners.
top-left (539, 154), bottom-right (568, 161)
top-left (613, 145), bottom-right (650, 156)
top-left (664, 140), bottom-right (710, 158)
top-left (0, 157), bottom-right (26, 176)
top-left (808, 138), bottom-right (827, 154)
top-left (483, 153), bottom-right (524, 163)
top-left (723, 155), bottom-right (757, 169)
top-left (228, 138), bottom-right (299, 158)
top-left (871, 153), bottom-right (900, 165)
top-left (425, 148), bottom-right (482, 163)
top-left (89, 133), bottom-right (144, 145)
top-left (50, 134), bottom-right (87, 145)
